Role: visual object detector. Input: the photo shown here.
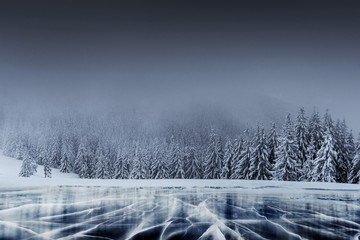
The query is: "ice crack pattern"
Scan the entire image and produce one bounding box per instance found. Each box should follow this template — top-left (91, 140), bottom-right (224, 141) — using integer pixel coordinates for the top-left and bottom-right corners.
top-left (0, 186), bottom-right (359, 240)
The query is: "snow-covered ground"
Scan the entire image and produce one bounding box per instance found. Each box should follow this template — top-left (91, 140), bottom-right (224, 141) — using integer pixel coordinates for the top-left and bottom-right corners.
top-left (0, 150), bottom-right (359, 191)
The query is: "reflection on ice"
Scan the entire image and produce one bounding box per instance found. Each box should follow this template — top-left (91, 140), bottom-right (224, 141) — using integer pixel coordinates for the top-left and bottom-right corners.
top-left (0, 186), bottom-right (359, 240)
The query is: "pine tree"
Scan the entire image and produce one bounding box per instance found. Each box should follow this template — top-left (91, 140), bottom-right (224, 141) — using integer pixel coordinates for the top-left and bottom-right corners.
top-left (44, 156), bottom-right (52, 178)
top-left (95, 147), bottom-right (108, 179)
top-left (204, 130), bottom-right (223, 179)
top-left (185, 146), bottom-right (201, 179)
top-left (346, 130), bottom-right (356, 181)
top-left (19, 151), bottom-right (37, 177)
top-left (60, 141), bottom-right (73, 173)
top-left (249, 126), bottom-right (271, 180)
top-left (295, 107), bottom-right (308, 168)
top-left (267, 123), bottom-right (278, 168)
top-left (308, 109), bottom-right (324, 155)
top-left (76, 141), bottom-right (90, 178)
top-left (311, 129), bottom-right (337, 182)
top-left (48, 136), bottom-right (61, 168)
top-left (221, 138), bottom-right (233, 179)
top-left (302, 136), bottom-right (316, 181)
top-left (232, 131), bottom-right (250, 179)
top-left (114, 149), bottom-right (130, 179)
top-left (332, 119), bottom-right (348, 182)
top-left (274, 114), bottom-right (299, 181)
top-left (171, 144), bottom-right (185, 179)
top-left (130, 143), bottom-right (147, 179)
top-left (349, 134), bottom-right (360, 183)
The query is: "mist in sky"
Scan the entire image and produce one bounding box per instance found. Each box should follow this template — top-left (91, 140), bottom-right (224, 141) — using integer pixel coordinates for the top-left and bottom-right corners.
top-left (0, 0), bottom-right (359, 131)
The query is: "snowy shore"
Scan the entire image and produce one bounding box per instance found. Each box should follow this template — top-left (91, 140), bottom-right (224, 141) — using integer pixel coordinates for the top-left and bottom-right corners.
top-left (0, 151), bottom-right (358, 191)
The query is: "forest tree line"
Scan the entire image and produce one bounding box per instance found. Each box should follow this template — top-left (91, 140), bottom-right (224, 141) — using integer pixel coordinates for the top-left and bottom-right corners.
top-left (1, 107), bottom-right (360, 183)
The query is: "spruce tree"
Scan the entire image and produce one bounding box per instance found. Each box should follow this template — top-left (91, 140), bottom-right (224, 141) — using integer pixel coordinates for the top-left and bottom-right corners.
top-left (332, 120), bottom-right (347, 182)
top-left (204, 130), bottom-right (223, 179)
top-left (249, 126), bottom-right (271, 180)
top-left (349, 134), bottom-right (360, 183)
top-left (308, 109), bottom-right (324, 155)
top-left (221, 138), bottom-right (233, 179)
top-left (95, 147), bottom-right (108, 179)
top-left (302, 136), bottom-right (316, 181)
top-left (267, 123), bottom-right (278, 168)
top-left (274, 114), bottom-right (299, 181)
top-left (171, 144), bottom-right (185, 179)
top-left (295, 107), bottom-right (308, 168)
top-left (19, 151), bottom-right (37, 177)
top-left (232, 131), bottom-right (250, 179)
top-left (43, 146), bottom-right (52, 178)
top-left (76, 140), bottom-right (90, 178)
top-left (130, 143), bottom-right (147, 179)
top-left (185, 146), bottom-right (201, 179)
top-left (114, 149), bottom-right (130, 179)
top-left (311, 129), bottom-right (337, 182)
top-left (60, 142), bottom-right (73, 173)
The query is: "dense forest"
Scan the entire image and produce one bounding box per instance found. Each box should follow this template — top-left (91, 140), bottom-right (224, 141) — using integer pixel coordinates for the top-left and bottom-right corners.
top-left (1, 107), bottom-right (360, 183)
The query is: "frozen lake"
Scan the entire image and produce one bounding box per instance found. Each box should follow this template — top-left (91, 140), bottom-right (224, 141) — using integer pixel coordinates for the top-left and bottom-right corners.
top-left (0, 185), bottom-right (360, 240)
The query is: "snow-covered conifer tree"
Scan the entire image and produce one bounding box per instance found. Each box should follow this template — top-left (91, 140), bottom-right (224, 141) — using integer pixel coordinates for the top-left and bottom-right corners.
top-left (232, 131), bottom-right (250, 179)
top-left (76, 140), bottom-right (90, 178)
top-left (48, 136), bottom-right (61, 168)
top-left (308, 109), bottom-right (324, 155)
top-left (60, 141), bottom-right (73, 173)
top-left (273, 114), bottom-right (299, 181)
top-left (302, 136), bottom-right (316, 181)
top-left (204, 130), bottom-right (222, 179)
top-left (130, 143), bottom-right (147, 179)
top-left (43, 157), bottom-right (52, 178)
top-left (349, 134), bottom-right (360, 183)
top-left (171, 143), bottom-right (185, 179)
top-left (185, 146), bottom-right (201, 179)
top-left (267, 123), bottom-right (278, 167)
top-left (95, 147), bottom-right (108, 179)
top-left (311, 129), bottom-right (337, 182)
top-left (295, 107), bottom-right (308, 168)
top-left (19, 151), bottom-right (37, 177)
top-left (221, 138), bottom-right (233, 179)
top-left (249, 126), bottom-right (271, 180)
top-left (114, 149), bottom-right (130, 179)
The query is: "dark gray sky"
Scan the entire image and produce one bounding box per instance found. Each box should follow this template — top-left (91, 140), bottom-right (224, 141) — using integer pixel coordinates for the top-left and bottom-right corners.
top-left (0, 1), bottom-right (360, 130)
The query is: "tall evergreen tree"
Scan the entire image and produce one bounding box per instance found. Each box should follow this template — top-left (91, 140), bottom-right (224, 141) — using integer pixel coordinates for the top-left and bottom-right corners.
top-left (95, 147), bottom-right (108, 179)
top-left (204, 130), bottom-right (223, 179)
top-left (75, 139), bottom-right (90, 178)
top-left (185, 146), bottom-right (201, 179)
top-left (302, 136), bottom-right (316, 181)
top-left (232, 131), bottom-right (250, 179)
top-left (43, 146), bottom-right (52, 178)
top-left (267, 123), bottom-right (278, 168)
top-left (130, 143), bottom-right (147, 179)
top-left (114, 149), bottom-right (130, 179)
top-left (295, 107), bottom-right (308, 168)
top-left (171, 144), bottom-right (185, 179)
top-left (60, 141), bottom-right (73, 173)
top-left (334, 119), bottom-right (349, 182)
top-left (19, 151), bottom-right (37, 177)
top-left (308, 109), bottom-right (324, 155)
top-left (349, 134), bottom-right (360, 183)
top-left (274, 114), bottom-right (299, 181)
top-left (221, 138), bottom-right (233, 179)
top-left (311, 129), bottom-right (338, 182)
top-left (249, 126), bottom-right (271, 180)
